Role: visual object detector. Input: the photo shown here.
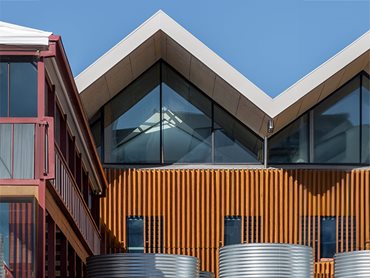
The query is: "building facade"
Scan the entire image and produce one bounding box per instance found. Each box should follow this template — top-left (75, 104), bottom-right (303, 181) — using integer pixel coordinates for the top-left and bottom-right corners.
top-left (0, 23), bottom-right (106, 277)
top-left (76, 11), bottom-right (370, 277)
top-left (0, 11), bottom-right (369, 277)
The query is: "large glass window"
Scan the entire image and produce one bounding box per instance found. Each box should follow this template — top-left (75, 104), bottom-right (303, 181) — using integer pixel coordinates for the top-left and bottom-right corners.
top-left (0, 198), bottom-right (36, 276)
top-left (162, 65), bottom-right (212, 163)
top-left (0, 60), bottom-right (37, 117)
top-left (313, 76), bottom-right (361, 163)
top-left (213, 106), bottom-right (262, 163)
top-left (362, 74), bottom-right (370, 164)
top-left (224, 216), bottom-right (242, 245)
top-left (104, 65), bottom-right (161, 164)
top-left (0, 124), bottom-right (34, 179)
top-left (126, 216), bottom-right (144, 253)
top-left (100, 62), bottom-right (263, 164)
top-left (268, 115), bottom-right (308, 163)
top-left (269, 73), bottom-right (369, 165)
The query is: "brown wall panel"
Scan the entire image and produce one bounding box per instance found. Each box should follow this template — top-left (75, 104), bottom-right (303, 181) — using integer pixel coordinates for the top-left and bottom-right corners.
top-left (100, 168), bottom-right (370, 277)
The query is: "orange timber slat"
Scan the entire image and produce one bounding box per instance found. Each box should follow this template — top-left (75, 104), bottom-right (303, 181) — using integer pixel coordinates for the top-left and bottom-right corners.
top-left (100, 169), bottom-right (370, 277)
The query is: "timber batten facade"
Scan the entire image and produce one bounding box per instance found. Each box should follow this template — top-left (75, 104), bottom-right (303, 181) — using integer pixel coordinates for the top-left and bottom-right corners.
top-left (100, 168), bottom-right (370, 277)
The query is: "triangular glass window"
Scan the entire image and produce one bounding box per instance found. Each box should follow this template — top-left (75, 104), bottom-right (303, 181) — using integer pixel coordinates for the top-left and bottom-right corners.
top-left (100, 62), bottom-right (263, 164)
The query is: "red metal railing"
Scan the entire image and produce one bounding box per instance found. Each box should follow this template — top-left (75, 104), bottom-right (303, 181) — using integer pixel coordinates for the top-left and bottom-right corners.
top-left (53, 146), bottom-right (100, 254)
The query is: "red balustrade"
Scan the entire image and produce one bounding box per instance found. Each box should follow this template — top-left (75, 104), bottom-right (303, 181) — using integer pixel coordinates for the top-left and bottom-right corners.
top-left (53, 147), bottom-right (100, 254)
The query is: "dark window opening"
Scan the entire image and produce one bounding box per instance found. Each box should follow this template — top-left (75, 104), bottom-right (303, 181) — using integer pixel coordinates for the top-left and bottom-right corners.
top-left (320, 217), bottom-right (336, 258)
top-left (127, 216), bottom-right (144, 253)
top-left (99, 61), bottom-right (263, 165)
top-left (0, 60), bottom-right (38, 117)
top-left (224, 216), bottom-right (242, 246)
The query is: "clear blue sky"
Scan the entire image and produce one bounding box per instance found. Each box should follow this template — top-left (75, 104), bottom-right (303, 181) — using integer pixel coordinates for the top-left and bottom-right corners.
top-left (0, 0), bottom-right (369, 97)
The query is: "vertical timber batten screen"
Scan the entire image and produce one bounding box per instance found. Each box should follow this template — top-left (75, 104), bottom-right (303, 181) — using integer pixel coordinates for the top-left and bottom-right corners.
top-left (100, 168), bottom-right (370, 277)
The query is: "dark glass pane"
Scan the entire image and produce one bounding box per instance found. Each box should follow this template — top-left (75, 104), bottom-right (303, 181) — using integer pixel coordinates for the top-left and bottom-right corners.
top-left (320, 217), bottom-right (336, 258)
top-left (313, 77), bottom-right (361, 163)
top-left (104, 65), bottom-right (160, 164)
top-left (9, 63), bottom-right (37, 117)
top-left (91, 119), bottom-right (102, 159)
top-left (127, 216), bottom-right (144, 253)
top-left (55, 107), bottom-right (62, 147)
top-left (362, 74), bottom-right (370, 164)
top-left (214, 106), bottom-right (263, 163)
top-left (0, 63), bottom-right (8, 117)
top-left (0, 124), bottom-right (12, 178)
top-left (162, 65), bottom-right (212, 163)
top-left (269, 115), bottom-right (309, 163)
top-left (224, 216), bottom-right (241, 245)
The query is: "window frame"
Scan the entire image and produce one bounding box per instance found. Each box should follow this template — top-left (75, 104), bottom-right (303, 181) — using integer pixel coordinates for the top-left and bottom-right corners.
top-left (96, 60), bottom-right (264, 166)
top-left (268, 72), bottom-right (370, 166)
top-left (0, 57), bottom-right (38, 118)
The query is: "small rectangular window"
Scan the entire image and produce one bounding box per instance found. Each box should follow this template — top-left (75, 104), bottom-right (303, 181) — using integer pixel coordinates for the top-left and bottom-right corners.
top-left (224, 216), bottom-right (241, 246)
top-left (320, 217), bottom-right (336, 258)
top-left (127, 216), bottom-right (144, 253)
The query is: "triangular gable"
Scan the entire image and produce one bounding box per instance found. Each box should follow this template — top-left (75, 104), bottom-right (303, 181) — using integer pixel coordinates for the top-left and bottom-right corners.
top-left (76, 10), bottom-right (370, 136)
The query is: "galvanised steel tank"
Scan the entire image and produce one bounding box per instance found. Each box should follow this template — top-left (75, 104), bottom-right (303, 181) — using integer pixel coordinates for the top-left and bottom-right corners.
top-left (219, 243), bottom-right (313, 278)
top-left (200, 271), bottom-right (214, 278)
top-left (87, 253), bottom-right (199, 278)
top-left (334, 250), bottom-right (370, 277)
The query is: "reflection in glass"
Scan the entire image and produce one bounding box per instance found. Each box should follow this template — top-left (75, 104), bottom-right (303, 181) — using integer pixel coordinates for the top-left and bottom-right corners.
top-left (91, 119), bottom-right (102, 159)
top-left (0, 125), bottom-right (12, 178)
top-left (224, 216), bottom-right (241, 245)
top-left (104, 65), bottom-right (160, 164)
top-left (9, 63), bottom-right (37, 117)
top-left (320, 217), bottom-right (336, 258)
top-left (0, 63), bottom-right (8, 117)
top-left (101, 62), bottom-right (263, 165)
top-left (0, 199), bottom-right (36, 276)
top-left (362, 74), bottom-right (370, 164)
top-left (214, 106), bottom-right (262, 163)
top-left (269, 115), bottom-right (308, 163)
top-left (13, 124), bottom-right (34, 179)
top-left (313, 77), bottom-right (361, 163)
top-left (127, 216), bottom-right (144, 253)
top-left (162, 65), bottom-right (212, 163)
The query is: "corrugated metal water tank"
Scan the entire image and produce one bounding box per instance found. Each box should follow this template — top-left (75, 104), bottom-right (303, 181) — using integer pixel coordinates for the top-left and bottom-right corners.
top-left (200, 270), bottom-right (214, 278)
top-left (219, 243), bottom-right (313, 277)
top-left (87, 253), bottom-right (199, 277)
top-left (334, 250), bottom-right (370, 277)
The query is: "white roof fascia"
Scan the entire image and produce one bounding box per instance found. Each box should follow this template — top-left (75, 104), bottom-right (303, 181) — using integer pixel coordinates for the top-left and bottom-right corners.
top-left (75, 10), bottom-right (370, 119)
top-left (0, 21), bottom-right (52, 46)
top-left (76, 11), bottom-right (162, 94)
top-left (75, 10), bottom-right (273, 114)
top-left (270, 30), bottom-right (370, 118)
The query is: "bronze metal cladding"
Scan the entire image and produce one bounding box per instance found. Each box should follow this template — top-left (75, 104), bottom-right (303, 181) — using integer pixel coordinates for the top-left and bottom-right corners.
top-left (101, 169), bottom-right (370, 277)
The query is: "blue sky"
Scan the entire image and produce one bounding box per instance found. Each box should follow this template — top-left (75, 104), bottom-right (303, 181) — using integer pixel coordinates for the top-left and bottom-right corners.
top-left (0, 0), bottom-right (369, 97)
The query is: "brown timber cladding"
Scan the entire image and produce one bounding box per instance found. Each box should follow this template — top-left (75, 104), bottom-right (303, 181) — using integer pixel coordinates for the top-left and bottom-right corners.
top-left (100, 169), bottom-right (370, 277)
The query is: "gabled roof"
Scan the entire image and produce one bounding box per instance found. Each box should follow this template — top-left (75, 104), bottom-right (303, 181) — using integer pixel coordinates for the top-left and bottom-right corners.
top-left (76, 10), bottom-right (370, 136)
top-left (0, 21), bottom-right (51, 46)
